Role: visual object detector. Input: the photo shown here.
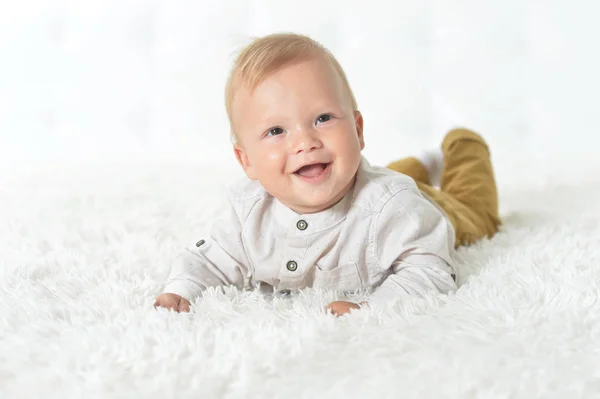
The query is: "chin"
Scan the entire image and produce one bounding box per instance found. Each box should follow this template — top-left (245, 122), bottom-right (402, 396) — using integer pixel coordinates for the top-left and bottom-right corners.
top-left (296, 193), bottom-right (340, 212)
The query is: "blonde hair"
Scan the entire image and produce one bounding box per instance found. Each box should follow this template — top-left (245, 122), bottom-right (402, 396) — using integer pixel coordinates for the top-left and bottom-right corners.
top-left (225, 32), bottom-right (358, 140)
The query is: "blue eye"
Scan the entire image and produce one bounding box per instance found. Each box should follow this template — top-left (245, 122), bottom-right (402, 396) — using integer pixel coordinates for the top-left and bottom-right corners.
top-left (316, 114), bottom-right (332, 124)
top-left (266, 127), bottom-right (284, 137)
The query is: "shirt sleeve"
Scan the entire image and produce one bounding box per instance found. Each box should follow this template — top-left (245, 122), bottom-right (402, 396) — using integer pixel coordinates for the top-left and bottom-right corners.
top-left (162, 191), bottom-right (252, 302)
top-left (367, 186), bottom-right (457, 307)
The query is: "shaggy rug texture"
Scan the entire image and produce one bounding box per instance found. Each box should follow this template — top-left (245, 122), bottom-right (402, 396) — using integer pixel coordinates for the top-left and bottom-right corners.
top-left (1, 157), bottom-right (600, 399)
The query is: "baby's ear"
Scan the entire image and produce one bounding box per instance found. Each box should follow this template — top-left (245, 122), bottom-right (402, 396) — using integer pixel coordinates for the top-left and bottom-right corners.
top-left (233, 144), bottom-right (258, 180)
top-left (354, 110), bottom-right (365, 150)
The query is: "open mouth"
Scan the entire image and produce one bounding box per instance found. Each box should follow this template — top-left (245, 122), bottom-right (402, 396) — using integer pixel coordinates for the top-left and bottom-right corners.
top-left (293, 162), bottom-right (331, 179)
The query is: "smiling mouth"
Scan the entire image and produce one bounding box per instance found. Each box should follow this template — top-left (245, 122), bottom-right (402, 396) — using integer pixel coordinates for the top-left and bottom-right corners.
top-left (293, 162), bottom-right (331, 178)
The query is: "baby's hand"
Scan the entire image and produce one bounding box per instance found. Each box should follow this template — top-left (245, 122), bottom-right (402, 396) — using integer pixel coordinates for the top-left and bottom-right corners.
top-left (154, 293), bottom-right (191, 313)
top-left (325, 300), bottom-right (366, 317)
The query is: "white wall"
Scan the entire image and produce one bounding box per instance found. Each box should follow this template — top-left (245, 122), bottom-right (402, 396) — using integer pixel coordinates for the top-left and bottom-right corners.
top-left (1, 0), bottom-right (598, 167)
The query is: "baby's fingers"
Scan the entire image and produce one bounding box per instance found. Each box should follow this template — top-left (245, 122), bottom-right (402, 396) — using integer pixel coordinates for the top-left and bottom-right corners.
top-left (154, 294), bottom-right (190, 313)
top-left (325, 302), bottom-right (340, 315)
top-left (325, 301), bottom-right (360, 317)
top-left (154, 296), bottom-right (179, 311)
top-left (178, 299), bottom-right (191, 313)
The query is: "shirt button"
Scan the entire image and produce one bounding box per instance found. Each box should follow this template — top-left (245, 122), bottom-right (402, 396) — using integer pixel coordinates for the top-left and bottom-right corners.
top-left (296, 220), bottom-right (308, 231)
top-left (195, 239), bottom-right (205, 247)
top-left (286, 260), bottom-right (298, 272)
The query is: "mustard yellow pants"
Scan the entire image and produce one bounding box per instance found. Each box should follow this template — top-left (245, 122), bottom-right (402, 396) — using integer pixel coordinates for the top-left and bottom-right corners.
top-left (387, 128), bottom-right (501, 247)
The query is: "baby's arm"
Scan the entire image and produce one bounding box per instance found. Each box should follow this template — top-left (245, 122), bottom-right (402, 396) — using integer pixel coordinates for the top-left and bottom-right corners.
top-left (156, 192), bottom-right (251, 309)
top-left (366, 186), bottom-right (457, 307)
top-left (161, 239), bottom-right (249, 301)
top-left (366, 254), bottom-right (457, 307)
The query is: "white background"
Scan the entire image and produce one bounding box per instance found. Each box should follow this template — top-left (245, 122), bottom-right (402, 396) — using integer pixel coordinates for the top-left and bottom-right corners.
top-left (0, 0), bottom-right (598, 168)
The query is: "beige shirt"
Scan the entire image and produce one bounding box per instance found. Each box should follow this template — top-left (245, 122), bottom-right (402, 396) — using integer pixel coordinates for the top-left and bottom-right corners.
top-left (163, 157), bottom-right (457, 307)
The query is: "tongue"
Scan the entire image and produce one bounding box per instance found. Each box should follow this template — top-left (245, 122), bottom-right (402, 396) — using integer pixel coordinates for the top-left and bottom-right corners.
top-left (296, 163), bottom-right (326, 177)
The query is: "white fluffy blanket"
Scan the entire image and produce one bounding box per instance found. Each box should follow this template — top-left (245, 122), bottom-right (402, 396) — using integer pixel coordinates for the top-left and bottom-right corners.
top-left (2, 158), bottom-right (600, 398)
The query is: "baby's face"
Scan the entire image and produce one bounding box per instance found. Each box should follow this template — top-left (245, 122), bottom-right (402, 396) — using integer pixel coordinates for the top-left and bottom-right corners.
top-left (232, 57), bottom-right (364, 214)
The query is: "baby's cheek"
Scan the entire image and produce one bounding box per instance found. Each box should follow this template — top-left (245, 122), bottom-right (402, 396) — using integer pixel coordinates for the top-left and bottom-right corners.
top-left (257, 150), bottom-right (282, 171)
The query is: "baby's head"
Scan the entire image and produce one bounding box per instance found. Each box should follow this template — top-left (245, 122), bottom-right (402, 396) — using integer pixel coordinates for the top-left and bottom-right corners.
top-left (225, 33), bottom-right (364, 214)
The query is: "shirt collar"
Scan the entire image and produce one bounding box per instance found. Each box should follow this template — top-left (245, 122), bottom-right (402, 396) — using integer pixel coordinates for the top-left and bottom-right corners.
top-left (271, 157), bottom-right (370, 235)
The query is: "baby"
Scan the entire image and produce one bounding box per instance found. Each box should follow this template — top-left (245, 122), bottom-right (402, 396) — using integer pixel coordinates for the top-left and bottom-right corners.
top-left (154, 33), bottom-right (501, 316)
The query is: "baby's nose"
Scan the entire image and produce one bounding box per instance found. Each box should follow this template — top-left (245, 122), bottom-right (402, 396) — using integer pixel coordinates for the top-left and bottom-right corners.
top-left (292, 129), bottom-right (322, 153)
